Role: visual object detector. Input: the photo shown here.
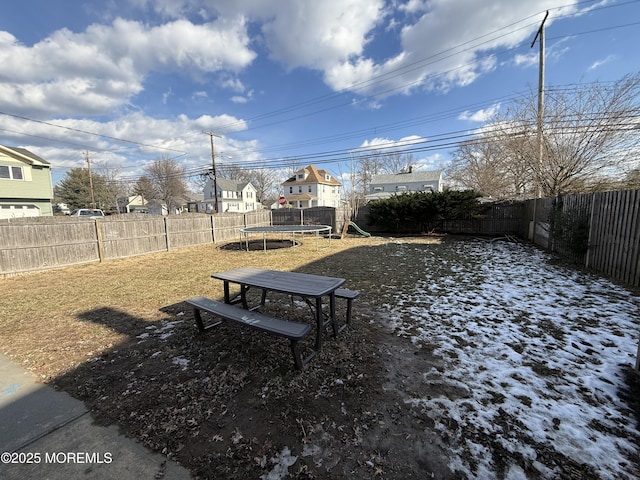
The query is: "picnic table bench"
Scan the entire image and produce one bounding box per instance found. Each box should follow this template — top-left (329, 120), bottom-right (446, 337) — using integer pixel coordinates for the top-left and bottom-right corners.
top-left (187, 268), bottom-right (360, 370)
top-left (334, 288), bottom-right (359, 332)
top-left (186, 296), bottom-right (312, 370)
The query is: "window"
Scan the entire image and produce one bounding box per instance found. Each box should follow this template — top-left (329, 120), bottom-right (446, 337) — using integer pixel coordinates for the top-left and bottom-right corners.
top-left (396, 185), bottom-right (407, 192)
top-left (373, 186), bottom-right (383, 192)
top-left (0, 165), bottom-right (23, 180)
top-left (308, 185), bottom-right (312, 193)
top-left (298, 186), bottom-right (302, 193)
top-left (289, 187), bottom-right (293, 194)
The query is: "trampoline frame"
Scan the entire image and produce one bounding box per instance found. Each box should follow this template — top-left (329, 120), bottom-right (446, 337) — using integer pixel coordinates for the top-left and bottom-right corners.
top-left (239, 225), bottom-right (332, 252)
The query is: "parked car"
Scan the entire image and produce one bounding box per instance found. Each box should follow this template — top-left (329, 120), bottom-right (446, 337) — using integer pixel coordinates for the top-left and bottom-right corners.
top-left (69, 208), bottom-right (105, 219)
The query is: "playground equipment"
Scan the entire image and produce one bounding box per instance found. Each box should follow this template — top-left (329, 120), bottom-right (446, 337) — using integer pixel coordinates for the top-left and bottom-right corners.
top-left (347, 221), bottom-right (371, 237)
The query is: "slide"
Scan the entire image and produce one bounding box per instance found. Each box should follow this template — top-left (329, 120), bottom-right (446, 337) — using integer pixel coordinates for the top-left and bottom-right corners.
top-left (348, 221), bottom-right (371, 237)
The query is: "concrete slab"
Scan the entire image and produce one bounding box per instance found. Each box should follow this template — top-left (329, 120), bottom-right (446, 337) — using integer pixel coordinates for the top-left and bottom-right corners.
top-left (0, 355), bottom-right (192, 479)
top-left (0, 357), bottom-right (87, 453)
top-left (1, 415), bottom-right (191, 480)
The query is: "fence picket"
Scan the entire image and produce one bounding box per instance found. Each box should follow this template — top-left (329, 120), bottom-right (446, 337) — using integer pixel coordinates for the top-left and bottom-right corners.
top-left (2, 197), bottom-right (640, 288)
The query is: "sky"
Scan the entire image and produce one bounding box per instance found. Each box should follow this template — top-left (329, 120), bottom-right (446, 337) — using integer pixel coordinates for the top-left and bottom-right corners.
top-left (0, 0), bottom-right (639, 192)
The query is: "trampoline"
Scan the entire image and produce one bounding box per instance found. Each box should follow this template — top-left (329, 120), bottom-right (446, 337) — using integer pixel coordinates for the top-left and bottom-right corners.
top-left (240, 224), bottom-right (332, 252)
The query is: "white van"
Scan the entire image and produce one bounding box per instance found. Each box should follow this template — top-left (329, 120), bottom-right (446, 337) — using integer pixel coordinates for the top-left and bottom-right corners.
top-left (69, 209), bottom-right (105, 219)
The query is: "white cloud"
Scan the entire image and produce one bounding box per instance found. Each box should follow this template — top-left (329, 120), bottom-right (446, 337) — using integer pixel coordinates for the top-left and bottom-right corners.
top-left (589, 54), bottom-right (616, 71)
top-left (0, 16), bottom-right (255, 116)
top-left (162, 88), bottom-right (173, 104)
top-left (514, 52), bottom-right (537, 67)
top-left (355, 134), bottom-right (426, 152)
top-left (260, 0), bottom-right (386, 71)
top-left (323, 0), bottom-right (581, 98)
top-left (0, 111), bottom-right (250, 180)
top-left (458, 104), bottom-right (501, 122)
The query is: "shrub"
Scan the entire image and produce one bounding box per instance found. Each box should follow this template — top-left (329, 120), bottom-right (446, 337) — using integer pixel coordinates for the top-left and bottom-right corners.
top-left (366, 190), bottom-right (482, 233)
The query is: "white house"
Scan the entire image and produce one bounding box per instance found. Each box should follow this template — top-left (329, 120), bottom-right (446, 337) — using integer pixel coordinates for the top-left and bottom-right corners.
top-left (198, 178), bottom-right (258, 213)
top-left (281, 164), bottom-right (342, 209)
top-left (117, 195), bottom-right (148, 214)
top-left (366, 168), bottom-right (443, 202)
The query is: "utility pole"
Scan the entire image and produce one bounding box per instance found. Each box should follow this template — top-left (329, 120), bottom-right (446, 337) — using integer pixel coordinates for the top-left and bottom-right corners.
top-left (204, 131), bottom-right (222, 213)
top-left (85, 151), bottom-right (96, 209)
top-left (531, 10), bottom-right (548, 199)
top-left (528, 11), bottom-right (548, 243)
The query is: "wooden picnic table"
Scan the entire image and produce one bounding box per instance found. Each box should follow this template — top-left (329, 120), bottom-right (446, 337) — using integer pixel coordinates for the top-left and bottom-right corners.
top-left (211, 267), bottom-right (346, 351)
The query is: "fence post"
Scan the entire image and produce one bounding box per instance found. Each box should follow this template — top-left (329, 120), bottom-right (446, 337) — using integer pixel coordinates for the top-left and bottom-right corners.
top-left (95, 219), bottom-right (105, 262)
top-left (210, 215), bottom-right (215, 243)
top-left (585, 193), bottom-right (597, 269)
top-left (529, 198), bottom-right (537, 241)
top-left (163, 217), bottom-right (170, 251)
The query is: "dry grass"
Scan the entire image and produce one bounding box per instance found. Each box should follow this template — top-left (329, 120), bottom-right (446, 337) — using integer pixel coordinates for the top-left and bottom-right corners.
top-left (0, 234), bottom-right (404, 379)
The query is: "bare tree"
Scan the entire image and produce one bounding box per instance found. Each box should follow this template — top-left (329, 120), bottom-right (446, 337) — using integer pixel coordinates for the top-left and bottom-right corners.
top-left (283, 158), bottom-right (302, 178)
top-left (145, 157), bottom-right (187, 213)
top-left (448, 74), bottom-right (640, 198)
top-left (380, 152), bottom-right (414, 174)
top-left (250, 165), bottom-right (279, 204)
top-left (216, 162), bottom-right (279, 205)
top-left (217, 163), bottom-right (252, 182)
top-left (354, 151), bottom-right (384, 200)
top-left (447, 138), bottom-right (516, 198)
top-left (94, 162), bottom-right (126, 213)
top-left (133, 176), bottom-right (157, 203)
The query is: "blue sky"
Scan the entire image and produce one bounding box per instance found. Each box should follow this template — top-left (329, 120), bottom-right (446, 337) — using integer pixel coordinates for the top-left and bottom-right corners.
top-left (0, 0), bottom-right (638, 190)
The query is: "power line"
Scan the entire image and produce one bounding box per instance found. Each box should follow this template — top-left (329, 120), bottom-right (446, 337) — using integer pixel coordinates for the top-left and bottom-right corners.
top-left (0, 110), bottom-right (187, 154)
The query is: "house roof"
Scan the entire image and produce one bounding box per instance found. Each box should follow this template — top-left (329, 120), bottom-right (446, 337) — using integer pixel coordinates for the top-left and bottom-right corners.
top-left (371, 169), bottom-right (442, 184)
top-left (285, 193), bottom-right (316, 201)
top-left (215, 179), bottom-right (254, 191)
top-left (0, 145), bottom-right (50, 166)
top-left (282, 164), bottom-right (342, 187)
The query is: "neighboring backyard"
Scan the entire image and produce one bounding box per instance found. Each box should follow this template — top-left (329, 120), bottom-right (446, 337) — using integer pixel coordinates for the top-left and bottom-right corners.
top-left (0, 235), bottom-right (639, 479)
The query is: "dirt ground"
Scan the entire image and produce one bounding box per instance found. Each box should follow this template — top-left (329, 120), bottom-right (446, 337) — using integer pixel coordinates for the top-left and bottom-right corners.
top-left (1, 235), bottom-right (638, 479)
top-left (54, 303), bottom-right (458, 479)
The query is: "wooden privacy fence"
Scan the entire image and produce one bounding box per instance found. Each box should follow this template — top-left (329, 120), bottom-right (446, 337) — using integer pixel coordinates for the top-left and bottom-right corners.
top-left (0, 210), bottom-right (272, 276)
top-left (500, 190), bottom-right (640, 289)
top-left (3, 194), bottom-right (640, 288)
top-left (271, 206), bottom-right (349, 233)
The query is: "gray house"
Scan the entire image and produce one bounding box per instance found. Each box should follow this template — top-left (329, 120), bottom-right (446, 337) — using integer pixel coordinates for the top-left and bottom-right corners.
top-left (366, 168), bottom-right (443, 202)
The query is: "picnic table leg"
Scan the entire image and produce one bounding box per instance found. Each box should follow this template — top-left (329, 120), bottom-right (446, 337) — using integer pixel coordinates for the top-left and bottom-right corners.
top-left (223, 281), bottom-right (230, 304)
top-left (193, 308), bottom-right (205, 334)
top-left (260, 289), bottom-right (268, 307)
top-left (314, 296), bottom-right (323, 351)
top-left (290, 340), bottom-right (304, 370)
top-left (329, 292), bottom-right (338, 336)
top-left (241, 284), bottom-right (250, 310)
